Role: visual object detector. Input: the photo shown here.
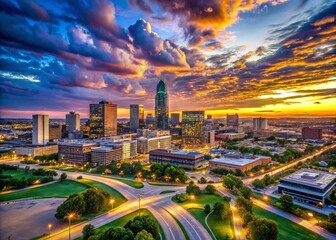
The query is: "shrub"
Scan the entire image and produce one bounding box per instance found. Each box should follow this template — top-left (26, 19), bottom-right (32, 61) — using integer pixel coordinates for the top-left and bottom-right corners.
top-left (59, 173), bottom-right (67, 181)
top-left (173, 193), bottom-right (189, 203)
top-left (77, 176), bottom-right (83, 179)
top-left (205, 185), bottom-right (216, 194)
top-left (204, 204), bottom-right (211, 214)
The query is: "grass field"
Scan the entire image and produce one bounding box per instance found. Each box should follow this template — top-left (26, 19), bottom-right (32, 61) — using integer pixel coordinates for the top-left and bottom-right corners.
top-left (0, 180), bottom-right (90, 202)
top-left (106, 176), bottom-right (144, 188)
top-left (75, 209), bottom-right (165, 240)
top-left (253, 206), bottom-right (326, 240)
top-left (175, 193), bottom-right (234, 240)
top-left (148, 182), bottom-right (185, 186)
top-left (2, 169), bottom-right (33, 179)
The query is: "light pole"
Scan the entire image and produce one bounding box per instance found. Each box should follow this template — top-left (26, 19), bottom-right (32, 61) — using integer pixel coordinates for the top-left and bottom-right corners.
top-left (110, 199), bottom-right (115, 209)
top-left (138, 194), bottom-right (141, 216)
top-left (68, 214), bottom-right (73, 240)
top-left (48, 224), bottom-right (52, 239)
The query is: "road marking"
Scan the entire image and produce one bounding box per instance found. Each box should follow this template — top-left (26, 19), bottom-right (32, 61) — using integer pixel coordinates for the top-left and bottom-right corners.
top-left (149, 207), bottom-right (176, 240)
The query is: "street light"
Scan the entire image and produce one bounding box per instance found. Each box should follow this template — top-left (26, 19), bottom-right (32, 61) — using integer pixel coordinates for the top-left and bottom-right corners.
top-left (308, 212), bottom-right (314, 218)
top-left (68, 213), bottom-right (74, 240)
top-left (138, 195), bottom-right (141, 216)
top-left (110, 199), bottom-right (115, 209)
top-left (48, 224), bottom-right (52, 239)
top-left (263, 195), bottom-right (268, 201)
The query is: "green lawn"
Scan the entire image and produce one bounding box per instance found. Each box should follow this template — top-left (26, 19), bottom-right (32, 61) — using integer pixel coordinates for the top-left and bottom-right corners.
top-left (77, 179), bottom-right (127, 208)
top-left (0, 180), bottom-right (90, 202)
top-left (175, 194), bottom-right (234, 240)
top-left (160, 190), bottom-right (176, 194)
top-left (106, 176), bottom-right (144, 188)
top-left (1, 168), bottom-right (33, 179)
top-left (75, 209), bottom-right (165, 240)
top-left (253, 206), bottom-right (326, 240)
top-left (148, 182), bottom-right (185, 186)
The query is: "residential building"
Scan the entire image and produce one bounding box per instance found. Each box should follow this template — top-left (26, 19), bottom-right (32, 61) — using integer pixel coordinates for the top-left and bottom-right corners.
top-left (253, 117), bottom-right (268, 131)
top-left (155, 80), bottom-right (169, 129)
top-left (32, 114), bottom-right (49, 145)
top-left (227, 114), bottom-right (239, 127)
top-left (58, 142), bottom-right (98, 164)
top-left (137, 135), bottom-right (171, 154)
top-left (130, 104), bottom-right (144, 131)
top-left (182, 111), bottom-right (205, 145)
top-left (209, 155), bottom-right (272, 172)
top-left (66, 111), bottom-right (80, 132)
top-left (278, 169), bottom-right (336, 205)
top-left (171, 113), bottom-right (180, 126)
top-left (91, 146), bottom-right (122, 165)
top-left (302, 127), bottom-right (322, 140)
top-left (149, 149), bottom-right (204, 169)
top-left (15, 145), bottom-right (58, 157)
top-left (89, 101), bottom-right (117, 138)
top-left (49, 124), bottom-right (62, 140)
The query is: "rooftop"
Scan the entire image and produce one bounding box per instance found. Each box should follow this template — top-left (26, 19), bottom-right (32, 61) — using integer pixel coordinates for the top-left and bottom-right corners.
top-left (281, 169), bottom-right (336, 189)
top-left (210, 156), bottom-right (270, 166)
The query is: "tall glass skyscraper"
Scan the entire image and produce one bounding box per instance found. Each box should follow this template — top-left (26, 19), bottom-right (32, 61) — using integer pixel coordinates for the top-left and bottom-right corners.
top-left (155, 80), bottom-right (169, 129)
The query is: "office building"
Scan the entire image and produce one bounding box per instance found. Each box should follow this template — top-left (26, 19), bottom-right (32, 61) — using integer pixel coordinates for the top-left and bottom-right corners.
top-left (149, 149), bottom-right (204, 169)
top-left (155, 80), bottom-right (169, 129)
top-left (66, 111), bottom-right (80, 132)
top-left (207, 115), bottom-right (212, 120)
top-left (137, 135), bottom-right (171, 154)
top-left (15, 145), bottom-right (58, 157)
top-left (253, 117), bottom-right (268, 131)
top-left (205, 130), bottom-right (216, 146)
top-left (146, 114), bottom-right (156, 129)
top-left (216, 132), bottom-right (245, 140)
top-left (49, 124), bottom-right (62, 140)
top-left (58, 142), bottom-right (98, 164)
top-left (171, 113), bottom-right (180, 126)
top-left (91, 146), bottom-right (122, 165)
top-left (209, 155), bottom-right (272, 171)
top-left (89, 101), bottom-right (117, 138)
top-left (130, 104), bottom-right (144, 131)
top-left (182, 111), bottom-right (205, 145)
top-left (227, 114), bottom-right (239, 127)
top-left (32, 114), bottom-right (49, 145)
top-left (278, 169), bottom-right (336, 205)
top-left (302, 127), bottom-right (322, 140)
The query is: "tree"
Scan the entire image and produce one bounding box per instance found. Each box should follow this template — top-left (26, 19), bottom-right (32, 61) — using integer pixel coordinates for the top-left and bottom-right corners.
top-left (124, 215), bottom-right (159, 239)
top-left (204, 154), bottom-right (212, 160)
top-left (120, 163), bottom-right (133, 175)
top-left (59, 173), bottom-right (67, 181)
top-left (132, 162), bottom-right (143, 175)
top-left (236, 196), bottom-right (253, 213)
top-left (107, 163), bottom-right (118, 174)
top-left (55, 194), bottom-right (86, 219)
top-left (186, 181), bottom-right (201, 196)
top-left (134, 230), bottom-right (154, 240)
top-left (239, 186), bottom-right (253, 200)
top-left (198, 177), bottom-right (207, 184)
top-left (24, 166), bottom-right (30, 173)
top-left (102, 227), bottom-right (134, 240)
top-left (205, 185), bottom-right (216, 194)
top-left (173, 193), bottom-right (189, 203)
top-left (222, 175), bottom-right (235, 190)
top-left (252, 179), bottom-right (265, 189)
top-left (248, 217), bottom-right (278, 240)
top-left (83, 189), bottom-right (110, 213)
top-left (240, 208), bottom-right (253, 227)
top-left (82, 224), bottom-right (95, 240)
top-left (204, 204), bottom-right (211, 214)
top-left (213, 202), bottom-right (228, 220)
top-left (328, 213), bottom-right (336, 223)
top-left (280, 194), bottom-right (293, 212)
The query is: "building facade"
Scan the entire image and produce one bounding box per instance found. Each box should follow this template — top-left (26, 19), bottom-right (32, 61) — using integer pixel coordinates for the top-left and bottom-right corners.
top-left (137, 135), bottom-right (171, 154)
top-left (209, 156), bottom-right (272, 172)
top-left (49, 124), bottom-right (62, 140)
top-left (15, 145), bottom-right (58, 157)
top-left (253, 117), bottom-right (268, 131)
top-left (155, 80), bottom-right (169, 130)
top-left (130, 104), bottom-right (144, 131)
top-left (181, 111), bottom-right (205, 145)
top-left (278, 169), bottom-right (336, 205)
top-left (66, 111), bottom-right (80, 132)
top-left (149, 149), bottom-right (204, 169)
top-left (171, 113), bottom-right (180, 126)
top-left (32, 114), bottom-right (49, 145)
top-left (89, 101), bottom-right (117, 138)
top-left (302, 127), bottom-right (322, 140)
top-left (58, 142), bottom-right (98, 164)
top-left (227, 114), bottom-right (239, 127)
top-left (91, 146), bottom-right (122, 165)
top-left (145, 114), bottom-right (156, 129)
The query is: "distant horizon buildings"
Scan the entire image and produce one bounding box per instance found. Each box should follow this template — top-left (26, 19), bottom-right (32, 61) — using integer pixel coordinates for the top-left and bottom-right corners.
top-left (302, 127), bottom-right (322, 140)
top-left (227, 113), bottom-right (239, 127)
top-left (155, 80), bottom-right (169, 130)
top-left (182, 111), bottom-right (205, 146)
top-left (253, 117), bottom-right (268, 131)
top-left (66, 111), bottom-right (80, 132)
top-left (32, 114), bottom-right (49, 145)
top-left (130, 104), bottom-right (144, 131)
top-left (89, 101), bottom-right (117, 138)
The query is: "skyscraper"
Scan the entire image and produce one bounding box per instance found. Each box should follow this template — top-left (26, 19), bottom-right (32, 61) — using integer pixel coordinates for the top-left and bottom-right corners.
top-left (32, 114), bottom-right (49, 145)
top-left (182, 111), bottom-right (205, 145)
top-left (227, 114), bottom-right (239, 126)
top-left (66, 111), bottom-right (80, 132)
top-left (253, 117), bottom-right (268, 131)
top-left (155, 80), bottom-right (169, 130)
top-left (89, 101), bottom-right (117, 138)
top-left (130, 104), bottom-right (144, 131)
top-left (171, 113), bottom-right (180, 126)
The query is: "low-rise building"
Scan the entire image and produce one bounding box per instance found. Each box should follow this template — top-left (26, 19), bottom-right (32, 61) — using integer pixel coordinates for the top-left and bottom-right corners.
top-left (216, 132), bottom-right (245, 140)
top-left (14, 145), bottom-right (58, 157)
top-left (91, 146), bottom-right (122, 165)
top-left (58, 142), bottom-right (98, 164)
top-left (137, 135), bottom-right (171, 154)
top-left (149, 149), bottom-right (204, 169)
top-left (278, 169), bottom-right (336, 206)
top-left (209, 155), bottom-right (272, 171)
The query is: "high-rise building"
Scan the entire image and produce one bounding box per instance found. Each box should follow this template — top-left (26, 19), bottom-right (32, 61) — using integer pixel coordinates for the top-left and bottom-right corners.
top-left (302, 127), bottom-right (322, 140)
top-left (182, 111), bottom-right (205, 145)
top-left (49, 124), bottom-right (62, 140)
top-left (227, 114), bottom-right (239, 126)
top-left (155, 80), bottom-right (169, 129)
top-left (253, 117), bottom-right (268, 131)
top-left (89, 101), bottom-right (117, 138)
top-left (130, 104), bottom-right (144, 131)
top-left (171, 113), bottom-right (180, 126)
top-left (146, 114), bottom-right (156, 129)
top-left (32, 114), bottom-right (49, 145)
top-left (66, 111), bottom-right (80, 132)
top-left (137, 135), bottom-right (171, 154)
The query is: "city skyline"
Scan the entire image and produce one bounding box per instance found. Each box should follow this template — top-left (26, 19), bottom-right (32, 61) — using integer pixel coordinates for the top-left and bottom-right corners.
top-left (0, 0), bottom-right (335, 118)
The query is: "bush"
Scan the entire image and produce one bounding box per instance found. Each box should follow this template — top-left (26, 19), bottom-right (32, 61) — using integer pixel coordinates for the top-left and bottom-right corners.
top-left (60, 173), bottom-right (67, 181)
top-left (223, 196), bottom-right (231, 202)
top-left (186, 181), bottom-right (201, 196)
top-left (55, 194), bottom-right (86, 219)
top-left (77, 176), bottom-right (83, 179)
top-left (205, 185), bottom-right (216, 194)
top-left (198, 177), bottom-right (207, 184)
top-left (82, 224), bottom-right (95, 240)
top-left (173, 193), bottom-right (189, 203)
top-left (124, 215), bottom-right (159, 239)
top-left (204, 204), bottom-right (211, 214)
top-left (213, 202), bottom-right (228, 220)
top-left (248, 217), bottom-right (278, 240)
top-left (83, 189), bottom-right (110, 213)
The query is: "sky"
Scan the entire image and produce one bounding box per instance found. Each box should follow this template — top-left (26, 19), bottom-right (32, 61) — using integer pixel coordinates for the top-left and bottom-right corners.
top-left (0, 0), bottom-right (335, 119)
